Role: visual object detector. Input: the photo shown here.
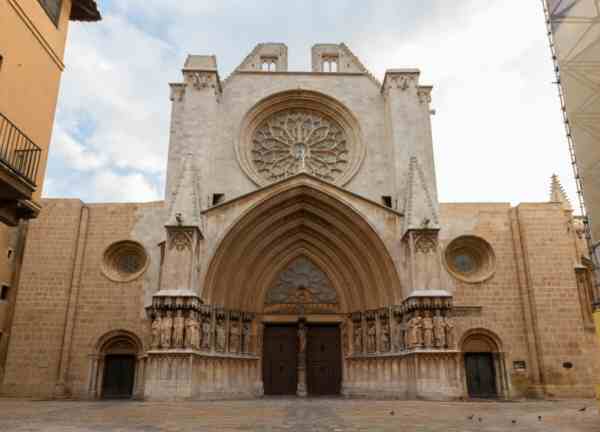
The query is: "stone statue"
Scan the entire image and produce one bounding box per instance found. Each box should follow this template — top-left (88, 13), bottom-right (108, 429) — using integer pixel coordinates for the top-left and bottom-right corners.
top-left (422, 312), bottom-right (434, 348)
top-left (408, 315), bottom-right (423, 349)
top-left (242, 321), bottom-right (251, 354)
top-left (160, 311), bottom-right (173, 349)
top-left (229, 319), bottom-right (241, 353)
top-left (353, 322), bottom-right (362, 354)
top-left (151, 315), bottom-right (161, 349)
top-left (381, 321), bottom-right (391, 352)
top-left (444, 317), bottom-right (455, 348)
top-left (367, 320), bottom-right (376, 353)
top-left (173, 310), bottom-right (185, 348)
top-left (201, 316), bottom-right (211, 350)
top-left (433, 312), bottom-right (445, 348)
top-left (185, 313), bottom-right (200, 349)
top-left (215, 317), bottom-right (226, 352)
top-left (298, 323), bottom-right (307, 354)
top-left (341, 321), bottom-right (349, 356)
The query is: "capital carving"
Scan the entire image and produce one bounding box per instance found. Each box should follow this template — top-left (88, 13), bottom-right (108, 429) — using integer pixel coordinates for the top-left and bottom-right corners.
top-left (168, 228), bottom-right (194, 251)
top-left (414, 231), bottom-right (437, 254)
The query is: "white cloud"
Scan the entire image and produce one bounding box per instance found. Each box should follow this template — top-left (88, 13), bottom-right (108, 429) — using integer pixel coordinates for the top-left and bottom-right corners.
top-left (92, 171), bottom-right (160, 202)
top-left (46, 0), bottom-right (577, 209)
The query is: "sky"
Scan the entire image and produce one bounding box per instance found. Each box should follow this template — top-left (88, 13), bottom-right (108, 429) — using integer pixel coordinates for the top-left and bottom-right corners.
top-left (44, 0), bottom-right (579, 209)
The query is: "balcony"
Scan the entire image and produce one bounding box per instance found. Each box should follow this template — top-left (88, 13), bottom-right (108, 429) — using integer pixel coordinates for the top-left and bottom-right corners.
top-left (0, 113), bottom-right (42, 226)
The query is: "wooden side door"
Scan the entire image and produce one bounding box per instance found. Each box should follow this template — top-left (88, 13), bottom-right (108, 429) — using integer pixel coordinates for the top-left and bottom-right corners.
top-left (465, 353), bottom-right (497, 398)
top-left (102, 355), bottom-right (135, 399)
top-left (307, 325), bottom-right (341, 395)
top-left (262, 325), bottom-right (298, 395)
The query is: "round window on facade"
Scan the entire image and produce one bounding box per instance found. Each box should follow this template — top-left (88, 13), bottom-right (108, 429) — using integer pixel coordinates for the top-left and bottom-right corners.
top-left (102, 241), bottom-right (149, 283)
top-left (444, 236), bottom-right (495, 283)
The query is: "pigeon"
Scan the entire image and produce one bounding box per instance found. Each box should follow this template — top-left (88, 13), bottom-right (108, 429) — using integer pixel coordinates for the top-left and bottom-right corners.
top-left (578, 407), bottom-right (587, 412)
top-left (467, 415), bottom-right (474, 420)
top-left (390, 411), bottom-right (395, 416)
top-left (512, 420), bottom-right (517, 424)
top-left (478, 418), bottom-right (482, 422)
top-left (538, 416), bottom-right (542, 421)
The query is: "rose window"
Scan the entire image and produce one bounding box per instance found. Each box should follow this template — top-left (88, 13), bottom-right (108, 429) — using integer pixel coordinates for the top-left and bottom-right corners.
top-left (251, 110), bottom-right (350, 183)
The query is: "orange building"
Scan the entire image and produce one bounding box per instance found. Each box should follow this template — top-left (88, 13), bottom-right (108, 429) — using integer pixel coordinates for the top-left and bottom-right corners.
top-left (0, 0), bottom-right (100, 380)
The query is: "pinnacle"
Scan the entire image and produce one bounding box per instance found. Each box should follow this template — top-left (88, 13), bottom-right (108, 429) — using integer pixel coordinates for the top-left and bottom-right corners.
top-left (549, 173), bottom-right (572, 211)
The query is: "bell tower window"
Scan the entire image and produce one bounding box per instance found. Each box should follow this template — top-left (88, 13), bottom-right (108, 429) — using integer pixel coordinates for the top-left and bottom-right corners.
top-left (261, 57), bottom-right (277, 72)
top-left (322, 56), bottom-right (339, 73)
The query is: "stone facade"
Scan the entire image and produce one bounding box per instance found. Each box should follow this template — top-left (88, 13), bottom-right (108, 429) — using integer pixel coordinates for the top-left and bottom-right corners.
top-left (2, 43), bottom-right (599, 401)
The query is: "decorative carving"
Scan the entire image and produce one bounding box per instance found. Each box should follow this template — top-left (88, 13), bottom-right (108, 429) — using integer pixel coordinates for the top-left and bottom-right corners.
top-left (151, 316), bottom-right (161, 349)
top-left (215, 313), bottom-right (226, 352)
top-left (251, 110), bottom-right (349, 184)
top-left (433, 311), bottom-right (445, 348)
top-left (242, 320), bottom-right (252, 354)
top-left (378, 310), bottom-right (391, 353)
top-left (353, 318), bottom-right (363, 354)
top-left (189, 71), bottom-right (216, 90)
top-left (173, 310), bottom-right (185, 348)
top-left (229, 316), bottom-right (241, 353)
top-left (415, 231), bottom-right (437, 254)
top-left (185, 312), bottom-right (200, 349)
top-left (160, 311), bottom-right (173, 349)
top-left (341, 320), bottom-right (349, 356)
top-left (201, 313), bottom-right (211, 350)
top-left (422, 312), bottom-right (434, 348)
top-left (366, 318), bottom-right (377, 353)
top-left (265, 257), bottom-right (338, 305)
top-left (444, 317), bottom-right (455, 348)
top-left (408, 315), bottom-right (423, 349)
top-left (168, 229), bottom-right (193, 251)
top-left (417, 88), bottom-right (432, 104)
top-left (298, 322), bottom-right (307, 354)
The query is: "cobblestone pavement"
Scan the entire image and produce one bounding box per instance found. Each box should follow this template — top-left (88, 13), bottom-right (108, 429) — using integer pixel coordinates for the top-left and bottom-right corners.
top-left (0, 398), bottom-right (598, 431)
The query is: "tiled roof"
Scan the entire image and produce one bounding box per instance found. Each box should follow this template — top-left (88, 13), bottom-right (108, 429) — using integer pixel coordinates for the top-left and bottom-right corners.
top-left (70, 0), bottom-right (101, 21)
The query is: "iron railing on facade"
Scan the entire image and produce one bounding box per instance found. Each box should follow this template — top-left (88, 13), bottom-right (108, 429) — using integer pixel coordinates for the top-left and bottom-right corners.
top-left (0, 112), bottom-right (42, 187)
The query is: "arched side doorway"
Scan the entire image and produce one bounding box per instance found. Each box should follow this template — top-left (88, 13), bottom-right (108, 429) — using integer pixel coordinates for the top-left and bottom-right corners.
top-left (89, 330), bottom-right (143, 399)
top-left (461, 330), bottom-right (507, 399)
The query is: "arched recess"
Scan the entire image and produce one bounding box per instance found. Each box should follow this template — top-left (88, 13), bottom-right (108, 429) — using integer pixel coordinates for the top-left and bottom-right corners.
top-left (460, 328), bottom-right (508, 399)
top-left (88, 330), bottom-right (144, 400)
top-left (202, 182), bottom-right (401, 312)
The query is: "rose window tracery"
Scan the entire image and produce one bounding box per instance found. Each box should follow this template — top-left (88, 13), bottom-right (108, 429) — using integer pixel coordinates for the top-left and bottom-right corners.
top-left (251, 110), bottom-right (349, 183)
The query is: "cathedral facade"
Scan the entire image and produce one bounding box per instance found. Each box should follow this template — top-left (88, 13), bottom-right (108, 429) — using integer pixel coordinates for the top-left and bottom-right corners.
top-left (2, 43), bottom-right (599, 401)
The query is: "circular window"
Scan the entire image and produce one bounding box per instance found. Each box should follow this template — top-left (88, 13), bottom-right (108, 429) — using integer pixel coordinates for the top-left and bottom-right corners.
top-left (102, 241), bottom-right (149, 282)
top-left (444, 236), bottom-right (495, 283)
top-left (237, 91), bottom-right (365, 187)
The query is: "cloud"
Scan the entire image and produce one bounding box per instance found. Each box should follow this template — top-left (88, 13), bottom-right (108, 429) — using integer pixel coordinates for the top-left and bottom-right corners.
top-left (92, 171), bottom-right (160, 202)
top-left (46, 0), bottom-right (576, 209)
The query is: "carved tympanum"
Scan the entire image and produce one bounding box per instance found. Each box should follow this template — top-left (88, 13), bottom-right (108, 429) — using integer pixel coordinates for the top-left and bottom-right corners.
top-left (265, 257), bottom-right (338, 305)
top-left (251, 109), bottom-right (349, 184)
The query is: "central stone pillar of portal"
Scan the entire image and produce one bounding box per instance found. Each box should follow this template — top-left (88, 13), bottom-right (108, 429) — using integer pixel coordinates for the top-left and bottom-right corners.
top-left (297, 320), bottom-right (308, 397)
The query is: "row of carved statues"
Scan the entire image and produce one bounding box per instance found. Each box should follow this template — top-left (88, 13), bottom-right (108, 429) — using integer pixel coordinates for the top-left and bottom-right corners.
top-left (350, 308), bottom-right (455, 355)
top-left (150, 309), bottom-right (255, 354)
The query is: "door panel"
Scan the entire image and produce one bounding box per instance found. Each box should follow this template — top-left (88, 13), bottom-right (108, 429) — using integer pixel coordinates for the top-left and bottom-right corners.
top-left (307, 326), bottom-right (341, 395)
top-left (102, 355), bottom-right (135, 399)
top-left (465, 353), bottom-right (497, 398)
top-left (263, 326), bottom-right (298, 395)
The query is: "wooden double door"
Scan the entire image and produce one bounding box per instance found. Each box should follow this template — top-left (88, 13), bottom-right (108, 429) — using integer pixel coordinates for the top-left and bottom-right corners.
top-left (102, 355), bottom-right (136, 399)
top-left (465, 353), bottom-right (497, 398)
top-left (263, 324), bottom-right (341, 396)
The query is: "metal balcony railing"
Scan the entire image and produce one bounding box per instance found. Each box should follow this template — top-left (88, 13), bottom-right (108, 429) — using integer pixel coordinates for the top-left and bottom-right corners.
top-left (0, 112), bottom-right (42, 186)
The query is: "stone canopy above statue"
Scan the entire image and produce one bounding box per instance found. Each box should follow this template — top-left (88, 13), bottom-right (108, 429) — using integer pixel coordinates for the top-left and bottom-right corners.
top-left (265, 256), bottom-right (338, 305)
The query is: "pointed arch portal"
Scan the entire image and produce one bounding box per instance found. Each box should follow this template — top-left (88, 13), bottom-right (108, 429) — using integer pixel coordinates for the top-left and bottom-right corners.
top-left (202, 181), bottom-right (401, 313)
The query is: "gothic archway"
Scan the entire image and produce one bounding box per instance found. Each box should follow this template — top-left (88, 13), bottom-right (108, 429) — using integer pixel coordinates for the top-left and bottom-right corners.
top-left (202, 180), bottom-right (402, 312)
top-left (460, 329), bottom-right (507, 399)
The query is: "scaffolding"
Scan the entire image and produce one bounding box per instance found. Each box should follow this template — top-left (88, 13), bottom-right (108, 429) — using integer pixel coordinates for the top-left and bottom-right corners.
top-left (541, 0), bottom-right (600, 304)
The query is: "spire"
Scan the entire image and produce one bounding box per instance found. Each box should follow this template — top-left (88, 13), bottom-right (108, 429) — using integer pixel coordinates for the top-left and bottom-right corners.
top-left (402, 156), bottom-right (440, 233)
top-left (549, 173), bottom-right (572, 211)
top-left (167, 155), bottom-right (202, 227)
